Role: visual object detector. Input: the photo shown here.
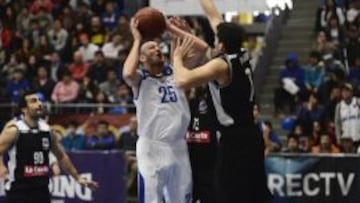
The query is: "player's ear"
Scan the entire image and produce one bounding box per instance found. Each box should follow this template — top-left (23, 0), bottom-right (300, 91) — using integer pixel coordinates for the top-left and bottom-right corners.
top-left (139, 54), bottom-right (146, 63)
top-left (218, 42), bottom-right (225, 52)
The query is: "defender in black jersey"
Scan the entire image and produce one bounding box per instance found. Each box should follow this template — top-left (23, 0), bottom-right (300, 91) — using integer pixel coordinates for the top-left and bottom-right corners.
top-left (0, 91), bottom-right (98, 203)
top-left (172, 0), bottom-right (271, 202)
top-left (187, 85), bottom-right (218, 203)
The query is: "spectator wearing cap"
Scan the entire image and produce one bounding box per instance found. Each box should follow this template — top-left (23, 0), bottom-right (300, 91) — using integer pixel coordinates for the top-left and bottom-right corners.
top-left (51, 70), bottom-right (79, 103)
top-left (77, 33), bottom-right (100, 62)
top-left (68, 51), bottom-right (89, 82)
top-left (335, 83), bottom-right (360, 148)
top-left (102, 34), bottom-right (126, 59)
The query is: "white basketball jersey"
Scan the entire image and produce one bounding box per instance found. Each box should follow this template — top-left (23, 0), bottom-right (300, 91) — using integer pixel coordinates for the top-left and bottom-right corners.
top-left (134, 66), bottom-right (190, 143)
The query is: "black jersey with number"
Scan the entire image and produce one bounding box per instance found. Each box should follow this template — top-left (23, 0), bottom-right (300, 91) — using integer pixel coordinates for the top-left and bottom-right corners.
top-left (209, 49), bottom-right (255, 128)
top-left (5, 118), bottom-right (52, 192)
top-left (186, 85), bottom-right (219, 170)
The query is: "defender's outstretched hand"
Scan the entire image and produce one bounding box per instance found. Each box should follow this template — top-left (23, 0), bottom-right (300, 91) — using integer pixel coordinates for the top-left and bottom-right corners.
top-left (174, 37), bottom-right (195, 60)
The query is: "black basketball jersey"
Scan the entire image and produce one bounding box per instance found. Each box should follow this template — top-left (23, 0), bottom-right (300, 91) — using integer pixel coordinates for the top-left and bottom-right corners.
top-left (187, 85), bottom-right (219, 170)
top-left (5, 118), bottom-right (52, 192)
top-left (209, 49), bottom-right (255, 128)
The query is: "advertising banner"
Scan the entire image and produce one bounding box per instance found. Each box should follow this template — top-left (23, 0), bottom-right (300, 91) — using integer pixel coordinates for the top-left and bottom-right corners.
top-left (266, 154), bottom-right (360, 203)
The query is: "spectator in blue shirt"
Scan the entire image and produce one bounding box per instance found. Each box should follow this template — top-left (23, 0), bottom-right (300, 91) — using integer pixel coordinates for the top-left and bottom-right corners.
top-left (348, 56), bottom-right (360, 96)
top-left (101, 1), bottom-right (120, 32)
top-left (296, 93), bottom-right (325, 135)
top-left (61, 120), bottom-right (85, 151)
top-left (274, 52), bottom-right (305, 115)
top-left (86, 120), bottom-right (116, 150)
top-left (6, 69), bottom-right (30, 103)
top-left (254, 103), bottom-right (281, 155)
top-left (304, 51), bottom-right (325, 94)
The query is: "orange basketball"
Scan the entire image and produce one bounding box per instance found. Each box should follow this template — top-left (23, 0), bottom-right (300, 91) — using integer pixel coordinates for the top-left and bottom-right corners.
top-left (134, 7), bottom-right (166, 39)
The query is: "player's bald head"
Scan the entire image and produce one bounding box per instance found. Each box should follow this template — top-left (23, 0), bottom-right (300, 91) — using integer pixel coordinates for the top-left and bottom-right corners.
top-left (140, 41), bottom-right (159, 55)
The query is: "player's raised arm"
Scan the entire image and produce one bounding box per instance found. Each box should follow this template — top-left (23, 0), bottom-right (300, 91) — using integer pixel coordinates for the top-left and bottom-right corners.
top-left (50, 130), bottom-right (98, 190)
top-left (123, 18), bottom-right (142, 87)
top-left (166, 17), bottom-right (208, 52)
top-left (198, 0), bottom-right (223, 33)
top-left (173, 37), bottom-right (228, 89)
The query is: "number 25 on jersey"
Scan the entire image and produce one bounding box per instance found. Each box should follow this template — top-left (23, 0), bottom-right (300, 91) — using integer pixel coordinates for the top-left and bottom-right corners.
top-left (159, 86), bottom-right (178, 103)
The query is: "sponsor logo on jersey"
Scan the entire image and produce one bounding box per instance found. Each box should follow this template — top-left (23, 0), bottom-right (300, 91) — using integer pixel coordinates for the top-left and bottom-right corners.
top-left (186, 131), bottom-right (210, 144)
top-left (42, 137), bottom-right (50, 150)
top-left (24, 165), bottom-right (49, 177)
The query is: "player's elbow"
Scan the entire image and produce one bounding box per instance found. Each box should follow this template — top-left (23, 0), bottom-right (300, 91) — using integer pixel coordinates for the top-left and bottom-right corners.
top-left (122, 69), bottom-right (136, 81)
top-left (175, 77), bottom-right (192, 89)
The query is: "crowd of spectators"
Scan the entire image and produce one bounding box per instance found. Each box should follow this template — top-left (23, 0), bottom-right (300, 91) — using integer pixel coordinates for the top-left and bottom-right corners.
top-left (0, 0), bottom-right (141, 114)
top-left (267, 0), bottom-right (360, 154)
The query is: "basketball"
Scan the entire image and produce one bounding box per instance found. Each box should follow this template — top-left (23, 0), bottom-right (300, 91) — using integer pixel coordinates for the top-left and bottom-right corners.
top-left (134, 7), bottom-right (166, 39)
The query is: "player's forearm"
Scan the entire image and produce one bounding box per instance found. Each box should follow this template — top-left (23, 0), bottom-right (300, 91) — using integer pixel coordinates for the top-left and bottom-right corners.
top-left (123, 39), bottom-right (141, 80)
top-left (59, 154), bottom-right (80, 181)
top-left (173, 56), bottom-right (192, 89)
top-left (198, 0), bottom-right (223, 32)
top-left (168, 25), bottom-right (208, 51)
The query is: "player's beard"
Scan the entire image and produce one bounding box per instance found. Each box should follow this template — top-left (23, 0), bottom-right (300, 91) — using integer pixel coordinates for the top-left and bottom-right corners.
top-left (149, 56), bottom-right (164, 68)
top-left (29, 107), bottom-right (45, 120)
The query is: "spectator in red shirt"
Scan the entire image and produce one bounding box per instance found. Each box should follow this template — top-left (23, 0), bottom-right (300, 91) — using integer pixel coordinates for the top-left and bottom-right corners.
top-left (0, 20), bottom-right (11, 50)
top-left (68, 51), bottom-right (89, 82)
top-left (30, 0), bottom-right (53, 14)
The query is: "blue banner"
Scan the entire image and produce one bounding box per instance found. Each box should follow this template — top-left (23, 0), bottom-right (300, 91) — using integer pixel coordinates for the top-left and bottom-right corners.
top-left (266, 154), bottom-right (360, 203)
top-left (0, 151), bottom-right (126, 203)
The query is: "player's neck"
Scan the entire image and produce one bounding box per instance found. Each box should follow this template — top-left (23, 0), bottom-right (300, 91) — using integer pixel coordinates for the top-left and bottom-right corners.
top-left (145, 65), bottom-right (163, 76)
top-left (23, 114), bottom-right (38, 128)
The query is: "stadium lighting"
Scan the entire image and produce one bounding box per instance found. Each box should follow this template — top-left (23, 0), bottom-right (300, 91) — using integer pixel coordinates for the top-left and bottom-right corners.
top-left (267, 0), bottom-right (293, 10)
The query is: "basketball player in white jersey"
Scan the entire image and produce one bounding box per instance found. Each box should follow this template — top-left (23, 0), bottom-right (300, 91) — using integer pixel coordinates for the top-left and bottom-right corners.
top-left (123, 19), bottom-right (208, 203)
